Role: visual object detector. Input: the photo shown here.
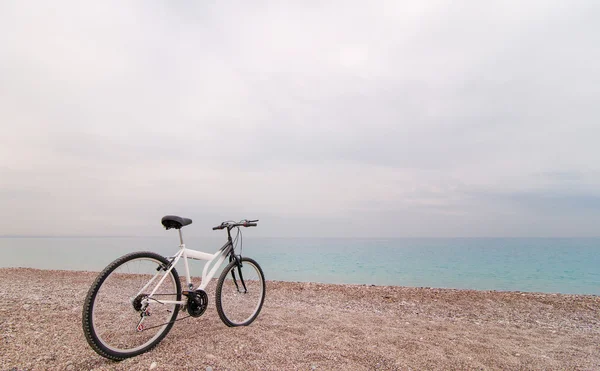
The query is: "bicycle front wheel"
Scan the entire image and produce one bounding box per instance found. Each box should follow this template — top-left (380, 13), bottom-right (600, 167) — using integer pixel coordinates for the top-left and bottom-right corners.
top-left (215, 257), bottom-right (266, 327)
top-left (82, 251), bottom-right (181, 360)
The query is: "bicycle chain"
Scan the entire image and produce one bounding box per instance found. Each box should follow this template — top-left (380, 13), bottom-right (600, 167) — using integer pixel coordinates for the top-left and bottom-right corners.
top-left (138, 293), bottom-right (192, 332)
top-left (139, 313), bottom-right (192, 332)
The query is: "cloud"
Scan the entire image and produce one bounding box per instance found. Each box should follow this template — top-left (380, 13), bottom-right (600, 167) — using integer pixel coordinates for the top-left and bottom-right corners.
top-left (1, 1), bottom-right (599, 236)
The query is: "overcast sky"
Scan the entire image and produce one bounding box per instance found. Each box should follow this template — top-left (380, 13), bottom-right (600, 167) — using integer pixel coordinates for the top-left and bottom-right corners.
top-left (1, 1), bottom-right (599, 237)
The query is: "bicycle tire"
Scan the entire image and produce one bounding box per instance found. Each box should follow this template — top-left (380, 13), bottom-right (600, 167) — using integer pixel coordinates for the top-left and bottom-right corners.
top-left (82, 251), bottom-right (181, 360)
top-left (215, 257), bottom-right (266, 327)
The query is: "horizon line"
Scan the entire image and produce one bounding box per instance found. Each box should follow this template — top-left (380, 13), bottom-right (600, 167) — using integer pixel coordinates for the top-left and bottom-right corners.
top-left (1, 235), bottom-right (599, 239)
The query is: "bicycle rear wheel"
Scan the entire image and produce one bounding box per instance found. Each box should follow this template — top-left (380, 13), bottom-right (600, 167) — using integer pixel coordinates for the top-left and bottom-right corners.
top-left (82, 251), bottom-right (181, 360)
top-left (215, 257), bottom-right (265, 327)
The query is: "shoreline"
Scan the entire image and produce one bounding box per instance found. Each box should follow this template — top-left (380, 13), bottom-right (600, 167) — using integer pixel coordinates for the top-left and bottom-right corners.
top-left (4, 266), bottom-right (598, 297)
top-left (1, 267), bottom-right (599, 370)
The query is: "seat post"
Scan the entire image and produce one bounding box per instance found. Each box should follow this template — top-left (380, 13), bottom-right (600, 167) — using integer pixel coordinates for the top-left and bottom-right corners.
top-left (178, 229), bottom-right (184, 246)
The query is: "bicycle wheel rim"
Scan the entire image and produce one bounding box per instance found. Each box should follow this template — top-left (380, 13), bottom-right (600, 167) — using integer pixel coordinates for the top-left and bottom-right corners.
top-left (218, 259), bottom-right (265, 325)
top-left (90, 257), bottom-right (179, 354)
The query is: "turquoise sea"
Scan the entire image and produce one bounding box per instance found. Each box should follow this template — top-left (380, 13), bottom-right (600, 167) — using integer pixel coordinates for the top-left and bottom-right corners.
top-left (0, 237), bottom-right (598, 295)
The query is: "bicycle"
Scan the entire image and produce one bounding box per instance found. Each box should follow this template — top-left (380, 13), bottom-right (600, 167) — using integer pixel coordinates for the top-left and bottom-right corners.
top-left (82, 215), bottom-right (265, 360)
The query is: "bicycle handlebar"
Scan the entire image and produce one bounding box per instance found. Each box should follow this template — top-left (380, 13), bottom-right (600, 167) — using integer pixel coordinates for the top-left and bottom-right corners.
top-left (212, 220), bottom-right (259, 230)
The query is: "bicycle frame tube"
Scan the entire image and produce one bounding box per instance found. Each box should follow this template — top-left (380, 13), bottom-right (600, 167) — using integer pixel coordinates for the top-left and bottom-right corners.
top-left (184, 241), bottom-right (233, 291)
top-left (144, 241), bottom-right (234, 305)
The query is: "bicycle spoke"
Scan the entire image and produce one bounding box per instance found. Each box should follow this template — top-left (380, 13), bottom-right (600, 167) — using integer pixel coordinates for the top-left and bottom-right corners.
top-left (216, 257), bottom-right (265, 326)
top-left (83, 252), bottom-right (181, 360)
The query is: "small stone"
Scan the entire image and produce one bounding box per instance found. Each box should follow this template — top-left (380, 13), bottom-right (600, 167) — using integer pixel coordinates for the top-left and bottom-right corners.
top-left (66, 365), bottom-right (74, 371)
top-left (150, 361), bottom-right (157, 369)
top-left (23, 304), bottom-right (31, 310)
top-left (206, 367), bottom-right (213, 371)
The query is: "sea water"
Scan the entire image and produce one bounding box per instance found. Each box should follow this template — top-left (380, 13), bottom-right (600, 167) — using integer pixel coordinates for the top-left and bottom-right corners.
top-left (0, 237), bottom-right (598, 295)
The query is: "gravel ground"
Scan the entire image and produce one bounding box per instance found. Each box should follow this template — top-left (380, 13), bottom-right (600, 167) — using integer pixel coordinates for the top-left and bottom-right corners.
top-left (1, 267), bottom-right (599, 370)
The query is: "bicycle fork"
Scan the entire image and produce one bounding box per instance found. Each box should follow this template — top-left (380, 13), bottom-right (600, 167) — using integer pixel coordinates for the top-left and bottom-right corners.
top-left (230, 255), bottom-right (248, 294)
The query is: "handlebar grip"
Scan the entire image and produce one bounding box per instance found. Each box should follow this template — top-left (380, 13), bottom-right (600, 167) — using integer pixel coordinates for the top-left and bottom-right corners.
top-left (212, 226), bottom-right (223, 230)
top-left (245, 223), bottom-right (257, 227)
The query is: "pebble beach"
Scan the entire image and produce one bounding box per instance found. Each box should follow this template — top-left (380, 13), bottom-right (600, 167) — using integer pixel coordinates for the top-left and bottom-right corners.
top-left (1, 268), bottom-right (599, 370)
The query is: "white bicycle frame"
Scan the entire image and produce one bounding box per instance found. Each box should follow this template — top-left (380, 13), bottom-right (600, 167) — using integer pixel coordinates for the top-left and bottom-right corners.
top-left (137, 230), bottom-right (234, 306)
